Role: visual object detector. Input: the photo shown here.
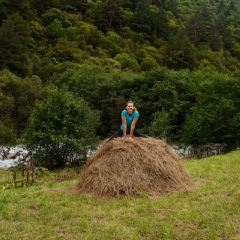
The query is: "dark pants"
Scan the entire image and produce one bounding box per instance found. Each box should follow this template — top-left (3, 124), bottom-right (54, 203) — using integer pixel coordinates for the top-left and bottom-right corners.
top-left (107, 129), bottom-right (147, 142)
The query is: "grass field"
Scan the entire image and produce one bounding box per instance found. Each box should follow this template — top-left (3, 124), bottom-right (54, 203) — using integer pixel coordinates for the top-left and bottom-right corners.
top-left (0, 151), bottom-right (240, 240)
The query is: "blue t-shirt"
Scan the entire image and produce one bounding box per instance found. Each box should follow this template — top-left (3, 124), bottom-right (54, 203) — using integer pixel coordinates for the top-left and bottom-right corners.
top-left (120, 110), bottom-right (139, 132)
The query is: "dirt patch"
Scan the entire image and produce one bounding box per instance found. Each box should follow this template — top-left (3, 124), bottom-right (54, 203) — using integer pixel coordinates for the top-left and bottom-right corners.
top-left (77, 137), bottom-right (192, 198)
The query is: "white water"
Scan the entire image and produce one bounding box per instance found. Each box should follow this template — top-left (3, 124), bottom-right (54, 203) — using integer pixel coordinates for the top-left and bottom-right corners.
top-left (0, 145), bottom-right (96, 169)
top-left (0, 158), bottom-right (20, 169)
top-left (0, 146), bottom-right (28, 169)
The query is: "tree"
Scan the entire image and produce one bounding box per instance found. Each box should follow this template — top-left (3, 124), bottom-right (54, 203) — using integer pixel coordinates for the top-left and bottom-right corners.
top-left (0, 121), bottom-right (17, 146)
top-left (41, 8), bottom-right (71, 28)
top-left (186, 13), bottom-right (207, 45)
top-left (99, 31), bottom-right (126, 57)
top-left (131, 0), bottom-right (157, 40)
top-left (84, 0), bottom-right (107, 32)
top-left (0, 69), bottom-right (18, 145)
top-left (51, 65), bottom-right (119, 137)
top-left (115, 53), bottom-right (140, 71)
top-left (149, 111), bottom-right (173, 139)
top-left (0, 0), bottom-right (32, 21)
top-left (0, 14), bottom-right (33, 77)
top-left (0, 69), bottom-right (45, 138)
top-left (14, 75), bottom-right (45, 134)
top-left (23, 88), bottom-right (100, 168)
top-left (167, 28), bottom-right (196, 70)
top-left (135, 67), bottom-right (198, 138)
top-left (102, 0), bottom-right (124, 30)
top-left (155, 8), bottom-right (170, 39)
top-left (181, 72), bottom-right (240, 149)
top-left (29, 0), bottom-right (61, 16)
top-left (140, 55), bottom-right (158, 71)
top-left (60, 0), bottom-right (89, 14)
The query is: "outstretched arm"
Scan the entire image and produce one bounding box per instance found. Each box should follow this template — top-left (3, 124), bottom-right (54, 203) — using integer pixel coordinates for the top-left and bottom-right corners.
top-left (121, 116), bottom-right (127, 136)
top-left (129, 118), bottom-right (138, 138)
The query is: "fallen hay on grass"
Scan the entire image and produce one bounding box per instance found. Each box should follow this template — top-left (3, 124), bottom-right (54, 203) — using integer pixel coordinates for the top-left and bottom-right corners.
top-left (77, 137), bottom-right (192, 198)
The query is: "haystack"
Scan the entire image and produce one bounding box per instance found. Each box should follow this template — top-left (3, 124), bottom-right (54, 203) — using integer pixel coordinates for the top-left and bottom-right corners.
top-left (77, 137), bottom-right (191, 198)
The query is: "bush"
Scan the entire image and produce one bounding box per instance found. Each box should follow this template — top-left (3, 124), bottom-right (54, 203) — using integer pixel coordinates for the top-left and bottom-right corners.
top-left (181, 72), bottom-right (240, 149)
top-left (23, 88), bottom-right (100, 168)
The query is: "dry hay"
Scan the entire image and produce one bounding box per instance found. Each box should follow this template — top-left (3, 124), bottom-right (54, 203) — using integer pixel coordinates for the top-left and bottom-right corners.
top-left (77, 137), bottom-right (192, 198)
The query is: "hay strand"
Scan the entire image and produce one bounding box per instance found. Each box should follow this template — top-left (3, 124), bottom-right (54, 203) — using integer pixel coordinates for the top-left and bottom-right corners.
top-left (77, 137), bottom-right (191, 198)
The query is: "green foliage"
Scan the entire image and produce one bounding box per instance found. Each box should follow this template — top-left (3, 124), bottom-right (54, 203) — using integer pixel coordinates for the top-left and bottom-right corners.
top-left (76, 22), bottom-right (103, 48)
top-left (0, 70), bottom-right (20, 143)
top-left (1, 0), bottom-right (240, 76)
top-left (115, 53), bottom-right (140, 72)
top-left (131, 0), bottom-right (156, 40)
top-left (46, 39), bottom-right (83, 63)
top-left (42, 8), bottom-right (67, 26)
top-left (140, 55), bottom-right (158, 71)
top-left (0, 70), bottom-right (17, 125)
top-left (0, 121), bottom-right (16, 146)
top-left (1, 0), bottom-right (240, 150)
top-left (126, 67), bottom-right (199, 140)
top-left (52, 65), bottom-right (114, 105)
top-left (51, 65), bottom-right (125, 137)
top-left (0, 13), bottom-right (33, 77)
top-left (0, 0), bottom-right (32, 21)
top-left (45, 19), bottom-right (66, 40)
top-left (15, 75), bottom-right (45, 133)
top-left (99, 31), bottom-right (126, 57)
top-left (0, 70), bottom-right (45, 137)
top-left (23, 88), bottom-right (100, 168)
top-left (102, 0), bottom-right (124, 30)
top-left (149, 111), bottom-right (173, 139)
top-left (167, 28), bottom-right (196, 70)
top-left (181, 72), bottom-right (240, 148)
top-left (2, 167), bottom-right (35, 189)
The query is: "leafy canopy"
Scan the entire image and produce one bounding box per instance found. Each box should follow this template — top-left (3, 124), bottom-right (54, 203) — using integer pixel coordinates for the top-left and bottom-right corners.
top-left (23, 88), bottom-right (100, 168)
top-left (181, 72), bottom-right (240, 149)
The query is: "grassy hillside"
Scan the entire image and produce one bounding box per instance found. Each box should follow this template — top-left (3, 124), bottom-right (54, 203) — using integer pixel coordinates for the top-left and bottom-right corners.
top-left (0, 151), bottom-right (240, 240)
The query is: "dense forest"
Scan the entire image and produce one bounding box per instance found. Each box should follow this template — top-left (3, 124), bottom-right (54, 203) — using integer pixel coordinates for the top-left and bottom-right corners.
top-left (1, 0), bottom-right (240, 166)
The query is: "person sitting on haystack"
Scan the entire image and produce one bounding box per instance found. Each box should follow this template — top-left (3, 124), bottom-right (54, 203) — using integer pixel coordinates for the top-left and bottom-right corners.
top-left (107, 100), bottom-right (147, 141)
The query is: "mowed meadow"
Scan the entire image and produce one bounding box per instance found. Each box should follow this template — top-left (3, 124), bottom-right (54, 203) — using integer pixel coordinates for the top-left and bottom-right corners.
top-left (0, 151), bottom-right (240, 240)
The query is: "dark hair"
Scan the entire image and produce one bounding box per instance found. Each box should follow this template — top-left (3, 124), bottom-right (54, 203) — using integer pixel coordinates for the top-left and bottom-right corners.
top-left (125, 100), bottom-right (137, 112)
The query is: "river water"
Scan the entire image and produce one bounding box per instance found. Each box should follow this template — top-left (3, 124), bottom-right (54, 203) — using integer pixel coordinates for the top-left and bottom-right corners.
top-left (0, 146), bottom-right (28, 169)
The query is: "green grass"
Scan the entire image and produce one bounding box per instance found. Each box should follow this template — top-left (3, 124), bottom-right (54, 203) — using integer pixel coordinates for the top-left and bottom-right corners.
top-left (1, 151), bottom-right (240, 240)
top-left (0, 169), bottom-right (13, 186)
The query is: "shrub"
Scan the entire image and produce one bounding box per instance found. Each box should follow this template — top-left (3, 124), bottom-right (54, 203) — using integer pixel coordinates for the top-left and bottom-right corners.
top-left (23, 88), bottom-right (100, 168)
